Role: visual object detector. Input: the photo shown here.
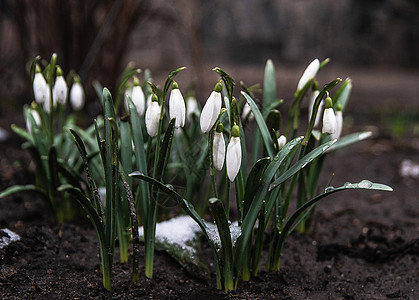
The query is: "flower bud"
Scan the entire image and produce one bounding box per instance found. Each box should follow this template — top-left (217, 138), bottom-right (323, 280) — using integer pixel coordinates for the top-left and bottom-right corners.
top-left (226, 124), bottom-right (242, 182)
top-left (241, 102), bottom-right (254, 121)
top-left (322, 96), bottom-right (337, 135)
top-left (70, 77), bottom-right (85, 111)
top-left (277, 134), bottom-right (287, 150)
top-left (169, 81), bottom-right (186, 128)
top-left (212, 123), bottom-right (225, 171)
top-left (145, 96), bottom-right (161, 137)
top-left (200, 81), bottom-right (222, 133)
top-left (297, 59), bottom-right (320, 91)
top-left (53, 67), bottom-right (68, 105)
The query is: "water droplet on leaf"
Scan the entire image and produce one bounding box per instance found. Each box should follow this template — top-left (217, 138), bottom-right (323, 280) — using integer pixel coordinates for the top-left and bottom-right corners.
top-left (358, 180), bottom-right (373, 189)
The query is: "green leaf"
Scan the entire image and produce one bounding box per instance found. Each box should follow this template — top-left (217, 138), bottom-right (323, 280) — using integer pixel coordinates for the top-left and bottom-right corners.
top-left (11, 124), bottom-right (33, 143)
top-left (241, 91), bottom-right (275, 158)
top-left (163, 66), bottom-right (186, 97)
top-left (233, 136), bottom-right (303, 271)
top-left (326, 131), bottom-right (372, 153)
top-left (333, 78), bottom-right (352, 112)
top-left (269, 139), bottom-right (336, 191)
top-left (263, 59), bottom-right (276, 107)
top-left (243, 157), bottom-right (270, 218)
top-left (0, 185), bottom-right (48, 200)
top-left (209, 198), bottom-right (234, 292)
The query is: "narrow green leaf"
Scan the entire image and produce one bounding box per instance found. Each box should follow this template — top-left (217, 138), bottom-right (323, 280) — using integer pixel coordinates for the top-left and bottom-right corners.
top-left (209, 198), bottom-right (234, 292)
top-left (269, 139), bottom-right (336, 191)
top-left (213, 67), bottom-right (235, 101)
top-left (243, 157), bottom-right (270, 218)
top-left (163, 66), bottom-right (186, 97)
top-left (0, 185), bottom-right (48, 199)
top-left (241, 91), bottom-right (275, 158)
top-left (326, 131), bottom-right (372, 153)
top-left (333, 78), bottom-right (352, 112)
top-left (263, 59), bottom-right (276, 107)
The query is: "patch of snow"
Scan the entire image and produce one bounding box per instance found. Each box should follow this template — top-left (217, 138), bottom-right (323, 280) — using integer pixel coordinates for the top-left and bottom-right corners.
top-left (205, 221), bottom-right (242, 249)
top-left (0, 228), bottom-right (20, 249)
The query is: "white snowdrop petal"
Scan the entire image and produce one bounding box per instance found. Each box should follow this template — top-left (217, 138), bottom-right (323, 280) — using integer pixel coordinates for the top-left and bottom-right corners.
top-left (322, 108), bottom-right (337, 135)
top-left (331, 111), bottom-right (343, 140)
top-left (131, 86), bottom-right (146, 116)
top-left (297, 59), bottom-right (320, 91)
top-left (213, 132), bottom-right (226, 171)
top-left (200, 91), bottom-right (222, 133)
top-left (33, 73), bottom-right (48, 104)
top-left (277, 135), bottom-right (287, 150)
top-left (226, 137), bottom-right (242, 182)
top-left (53, 76), bottom-right (68, 105)
top-left (145, 101), bottom-right (161, 137)
top-left (169, 89), bottom-right (186, 128)
top-left (70, 83), bottom-right (85, 111)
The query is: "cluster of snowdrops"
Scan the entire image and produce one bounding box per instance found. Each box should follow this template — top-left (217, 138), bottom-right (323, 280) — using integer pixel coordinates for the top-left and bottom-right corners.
top-left (1, 54), bottom-right (392, 292)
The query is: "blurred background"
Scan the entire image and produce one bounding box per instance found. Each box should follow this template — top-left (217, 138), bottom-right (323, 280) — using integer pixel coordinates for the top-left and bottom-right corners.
top-left (0, 0), bottom-right (418, 135)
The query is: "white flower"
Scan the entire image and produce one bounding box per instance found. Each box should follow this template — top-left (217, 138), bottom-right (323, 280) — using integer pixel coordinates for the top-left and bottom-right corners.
top-left (308, 90), bottom-right (323, 128)
top-left (297, 59), bottom-right (320, 91)
top-left (200, 82), bottom-right (222, 133)
top-left (145, 100), bottom-right (161, 137)
top-left (277, 135), bottom-right (287, 150)
top-left (213, 129), bottom-right (225, 171)
top-left (53, 75), bottom-right (68, 105)
top-left (169, 82), bottom-right (186, 128)
top-left (70, 81), bottom-right (85, 111)
top-left (26, 109), bottom-right (41, 134)
top-left (186, 96), bottom-right (199, 122)
top-left (241, 102), bottom-right (254, 121)
top-left (331, 110), bottom-right (343, 140)
top-left (226, 125), bottom-right (242, 182)
top-left (146, 94), bottom-right (152, 108)
top-left (131, 85), bottom-right (146, 116)
top-left (33, 69), bottom-right (49, 105)
top-left (322, 96), bottom-right (337, 135)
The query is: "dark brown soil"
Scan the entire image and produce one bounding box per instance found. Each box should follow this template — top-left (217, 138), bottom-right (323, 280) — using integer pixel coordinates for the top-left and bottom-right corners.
top-left (1, 71), bottom-right (419, 299)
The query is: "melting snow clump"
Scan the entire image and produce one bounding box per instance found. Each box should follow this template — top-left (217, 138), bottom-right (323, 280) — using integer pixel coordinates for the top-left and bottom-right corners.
top-left (0, 228), bottom-right (20, 249)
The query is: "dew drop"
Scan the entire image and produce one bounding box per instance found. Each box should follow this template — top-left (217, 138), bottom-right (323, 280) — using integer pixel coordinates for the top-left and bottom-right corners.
top-left (324, 186), bottom-right (334, 192)
top-left (358, 180), bottom-right (373, 189)
top-left (343, 182), bottom-right (353, 188)
top-left (322, 145), bottom-right (329, 152)
top-left (165, 184), bottom-right (174, 190)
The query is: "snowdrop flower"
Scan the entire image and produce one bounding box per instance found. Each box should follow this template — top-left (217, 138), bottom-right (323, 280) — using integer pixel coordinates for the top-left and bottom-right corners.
top-left (26, 109), bottom-right (41, 134)
top-left (145, 94), bottom-right (161, 137)
top-left (200, 81), bottom-right (222, 133)
top-left (241, 102), bottom-right (254, 121)
top-left (322, 96), bottom-right (337, 135)
top-left (33, 65), bottom-right (49, 105)
top-left (212, 123), bottom-right (225, 171)
top-left (308, 90), bottom-right (323, 128)
top-left (331, 104), bottom-right (343, 140)
top-left (297, 59), bottom-right (320, 91)
top-left (169, 81), bottom-right (186, 128)
top-left (70, 76), bottom-right (85, 111)
top-left (186, 96), bottom-right (199, 122)
top-left (226, 124), bottom-right (242, 182)
top-left (129, 77), bottom-right (146, 116)
top-left (277, 134), bottom-right (287, 150)
top-left (53, 66), bottom-right (68, 105)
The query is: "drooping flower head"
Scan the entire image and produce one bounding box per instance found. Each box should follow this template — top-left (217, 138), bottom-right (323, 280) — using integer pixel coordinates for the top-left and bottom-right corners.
top-left (145, 94), bottom-right (161, 137)
top-left (276, 134), bottom-right (287, 150)
top-left (213, 123), bottom-right (225, 171)
top-left (297, 59), bottom-right (320, 92)
top-left (33, 64), bottom-right (49, 105)
top-left (322, 95), bottom-right (337, 135)
top-left (53, 66), bottom-right (68, 105)
top-left (331, 104), bottom-right (343, 140)
top-left (130, 77), bottom-right (146, 116)
top-left (70, 76), bottom-right (85, 111)
top-left (169, 81), bottom-right (186, 128)
top-left (226, 124), bottom-right (242, 182)
top-left (200, 81), bottom-right (222, 133)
